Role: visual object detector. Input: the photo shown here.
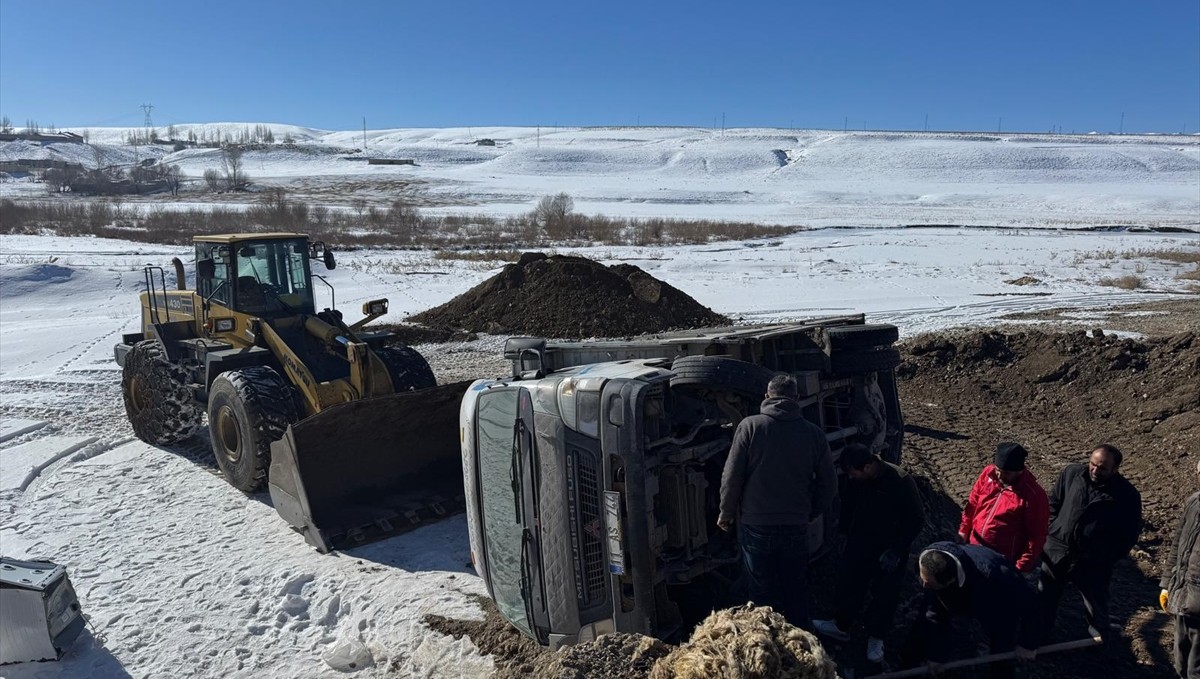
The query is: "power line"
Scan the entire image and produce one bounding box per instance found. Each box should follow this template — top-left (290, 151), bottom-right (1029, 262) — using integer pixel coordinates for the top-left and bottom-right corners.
top-left (141, 103), bottom-right (155, 129)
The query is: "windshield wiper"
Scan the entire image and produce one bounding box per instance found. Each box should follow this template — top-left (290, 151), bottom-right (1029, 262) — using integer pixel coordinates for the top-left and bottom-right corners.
top-left (519, 527), bottom-right (536, 636)
top-left (511, 420), bottom-right (525, 523)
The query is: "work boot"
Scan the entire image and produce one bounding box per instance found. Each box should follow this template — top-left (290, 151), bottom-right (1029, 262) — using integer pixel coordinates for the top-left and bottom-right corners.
top-left (812, 618), bottom-right (850, 642)
top-left (866, 637), bottom-right (885, 663)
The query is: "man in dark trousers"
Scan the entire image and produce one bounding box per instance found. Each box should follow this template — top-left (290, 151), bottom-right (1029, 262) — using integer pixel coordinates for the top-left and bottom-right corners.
top-left (901, 541), bottom-right (1037, 679)
top-left (813, 443), bottom-right (925, 663)
top-left (1160, 459), bottom-right (1200, 678)
top-left (718, 373), bottom-right (837, 630)
top-left (1038, 443), bottom-right (1142, 645)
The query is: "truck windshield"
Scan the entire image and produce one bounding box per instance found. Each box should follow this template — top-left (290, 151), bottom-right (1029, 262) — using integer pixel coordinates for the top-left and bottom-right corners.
top-left (233, 239), bottom-right (315, 315)
top-left (475, 389), bottom-right (533, 637)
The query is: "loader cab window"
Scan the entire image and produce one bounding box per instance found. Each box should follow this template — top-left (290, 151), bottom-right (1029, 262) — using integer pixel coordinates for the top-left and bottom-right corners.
top-left (196, 245), bottom-right (231, 307)
top-left (231, 239), bottom-right (315, 316)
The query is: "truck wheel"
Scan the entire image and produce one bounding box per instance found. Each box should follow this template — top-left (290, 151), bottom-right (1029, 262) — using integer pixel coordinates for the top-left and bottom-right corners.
top-left (122, 340), bottom-right (203, 446)
top-left (829, 347), bottom-right (902, 375)
top-left (669, 356), bottom-right (778, 400)
top-left (376, 346), bottom-right (437, 392)
top-left (207, 366), bottom-right (299, 492)
top-left (828, 324), bottom-right (899, 351)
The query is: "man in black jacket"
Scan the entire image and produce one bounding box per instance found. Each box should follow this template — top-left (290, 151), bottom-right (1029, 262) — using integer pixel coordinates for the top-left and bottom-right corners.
top-left (1038, 443), bottom-right (1142, 645)
top-left (813, 443), bottom-right (925, 664)
top-left (901, 541), bottom-right (1037, 679)
top-left (1160, 460), bottom-right (1200, 678)
top-left (718, 373), bottom-right (837, 630)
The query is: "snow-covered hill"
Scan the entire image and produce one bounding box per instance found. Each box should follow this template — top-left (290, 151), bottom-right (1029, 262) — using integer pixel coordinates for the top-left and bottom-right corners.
top-left (2, 125), bottom-right (1196, 228)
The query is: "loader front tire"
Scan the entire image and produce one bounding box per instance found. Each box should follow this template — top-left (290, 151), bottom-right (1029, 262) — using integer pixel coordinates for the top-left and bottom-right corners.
top-left (376, 346), bottom-right (437, 392)
top-left (122, 340), bottom-right (203, 446)
top-left (207, 366), bottom-right (299, 492)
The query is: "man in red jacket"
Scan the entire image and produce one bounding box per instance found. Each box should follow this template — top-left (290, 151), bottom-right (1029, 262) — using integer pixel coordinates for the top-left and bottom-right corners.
top-left (958, 442), bottom-right (1050, 573)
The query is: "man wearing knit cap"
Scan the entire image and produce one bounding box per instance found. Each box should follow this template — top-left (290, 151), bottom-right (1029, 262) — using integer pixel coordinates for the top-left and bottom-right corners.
top-left (958, 441), bottom-right (1050, 573)
top-left (1160, 459), bottom-right (1200, 678)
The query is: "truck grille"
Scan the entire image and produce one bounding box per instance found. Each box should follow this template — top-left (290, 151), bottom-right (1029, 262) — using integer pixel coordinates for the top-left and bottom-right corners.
top-left (568, 447), bottom-right (607, 607)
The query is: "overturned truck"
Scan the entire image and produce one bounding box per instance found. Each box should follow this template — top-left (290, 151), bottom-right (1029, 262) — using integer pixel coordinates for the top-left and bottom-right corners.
top-left (459, 316), bottom-right (903, 648)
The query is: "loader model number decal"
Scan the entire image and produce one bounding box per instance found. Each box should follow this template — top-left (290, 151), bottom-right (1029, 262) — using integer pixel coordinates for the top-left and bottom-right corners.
top-left (165, 296), bottom-right (194, 315)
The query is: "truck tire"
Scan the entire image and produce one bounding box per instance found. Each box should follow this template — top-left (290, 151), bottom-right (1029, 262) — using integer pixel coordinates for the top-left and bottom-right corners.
top-left (828, 324), bottom-right (899, 351)
top-left (829, 347), bottom-right (902, 375)
top-left (122, 340), bottom-right (203, 446)
top-left (669, 356), bottom-right (778, 400)
top-left (376, 346), bottom-right (437, 392)
top-left (207, 366), bottom-right (299, 492)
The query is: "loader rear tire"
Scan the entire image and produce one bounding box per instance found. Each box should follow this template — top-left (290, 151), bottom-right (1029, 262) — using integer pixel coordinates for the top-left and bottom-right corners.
top-left (122, 340), bottom-right (203, 446)
top-left (207, 366), bottom-right (299, 492)
top-left (376, 346), bottom-right (437, 392)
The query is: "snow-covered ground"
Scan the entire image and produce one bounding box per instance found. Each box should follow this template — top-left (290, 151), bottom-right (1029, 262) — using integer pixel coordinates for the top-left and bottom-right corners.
top-left (0, 226), bottom-right (1196, 678)
top-left (2, 125), bottom-right (1197, 228)
top-left (0, 122), bottom-right (1197, 678)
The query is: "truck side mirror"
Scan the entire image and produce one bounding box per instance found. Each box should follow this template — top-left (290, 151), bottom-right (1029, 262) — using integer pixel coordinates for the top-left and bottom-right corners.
top-left (198, 258), bottom-right (215, 278)
top-left (323, 250), bottom-right (336, 270)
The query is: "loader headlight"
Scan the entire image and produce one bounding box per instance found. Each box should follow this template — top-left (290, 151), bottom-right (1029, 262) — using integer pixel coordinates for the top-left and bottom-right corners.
top-left (214, 318), bottom-right (235, 332)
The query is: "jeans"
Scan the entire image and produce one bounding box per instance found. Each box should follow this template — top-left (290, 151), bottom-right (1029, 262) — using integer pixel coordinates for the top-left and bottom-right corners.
top-left (739, 523), bottom-right (811, 630)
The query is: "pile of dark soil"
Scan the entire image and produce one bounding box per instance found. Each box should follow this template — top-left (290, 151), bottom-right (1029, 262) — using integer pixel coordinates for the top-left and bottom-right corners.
top-left (424, 595), bottom-right (669, 679)
top-left (410, 253), bottom-right (728, 339)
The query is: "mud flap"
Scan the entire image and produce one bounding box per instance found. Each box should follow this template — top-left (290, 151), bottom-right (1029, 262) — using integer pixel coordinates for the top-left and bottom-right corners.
top-left (269, 381), bottom-right (471, 553)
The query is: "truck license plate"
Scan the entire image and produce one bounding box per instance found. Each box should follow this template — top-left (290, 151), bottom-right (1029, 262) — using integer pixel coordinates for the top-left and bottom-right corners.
top-left (603, 491), bottom-right (625, 575)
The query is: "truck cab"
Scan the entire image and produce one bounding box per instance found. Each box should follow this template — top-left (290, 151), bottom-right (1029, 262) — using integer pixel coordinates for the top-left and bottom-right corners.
top-left (460, 317), bottom-right (903, 648)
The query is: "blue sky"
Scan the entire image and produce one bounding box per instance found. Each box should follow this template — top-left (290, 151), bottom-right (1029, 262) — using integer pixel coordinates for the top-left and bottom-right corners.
top-left (2, 1), bottom-right (1197, 133)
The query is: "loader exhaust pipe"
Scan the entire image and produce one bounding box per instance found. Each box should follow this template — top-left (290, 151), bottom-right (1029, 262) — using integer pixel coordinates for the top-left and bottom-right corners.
top-left (268, 381), bottom-right (471, 553)
top-left (171, 257), bottom-right (186, 290)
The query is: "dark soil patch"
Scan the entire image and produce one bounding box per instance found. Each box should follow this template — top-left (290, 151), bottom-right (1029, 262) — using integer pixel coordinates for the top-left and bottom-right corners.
top-left (409, 252), bottom-right (728, 339)
top-left (424, 594), bottom-right (669, 679)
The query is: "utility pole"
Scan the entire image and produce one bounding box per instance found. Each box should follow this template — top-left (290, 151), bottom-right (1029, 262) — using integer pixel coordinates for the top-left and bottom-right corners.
top-left (141, 103), bottom-right (154, 129)
top-left (362, 117), bottom-right (367, 151)
top-left (721, 112), bottom-right (725, 136)
top-left (844, 116), bottom-right (848, 132)
top-left (924, 114), bottom-right (928, 132)
top-left (536, 125), bottom-right (540, 148)
top-left (1119, 112), bottom-right (1124, 134)
top-left (998, 117), bottom-right (1002, 133)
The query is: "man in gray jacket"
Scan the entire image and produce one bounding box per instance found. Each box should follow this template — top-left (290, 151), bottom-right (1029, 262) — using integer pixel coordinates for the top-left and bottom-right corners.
top-left (718, 373), bottom-right (837, 630)
top-left (1161, 459), bottom-right (1200, 678)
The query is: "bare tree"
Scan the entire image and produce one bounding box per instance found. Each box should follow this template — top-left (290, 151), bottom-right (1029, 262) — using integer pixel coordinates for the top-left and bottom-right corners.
top-left (534, 192), bottom-right (575, 238)
top-left (220, 145), bottom-right (248, 190)
top-left (164, 164), bottom-right (183, 195)
top-left (203, 168), bottom-right (223, 192)
top-left (0, 116), bottom-right (12, 134)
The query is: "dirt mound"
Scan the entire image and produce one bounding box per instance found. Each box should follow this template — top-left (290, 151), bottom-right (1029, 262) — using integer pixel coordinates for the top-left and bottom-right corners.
top-left (650, 605), bottom-right (838, 679)
top-left (410, 253), bottom-right (728, 339)
top-left (543, 634), bottom-right (671, 679)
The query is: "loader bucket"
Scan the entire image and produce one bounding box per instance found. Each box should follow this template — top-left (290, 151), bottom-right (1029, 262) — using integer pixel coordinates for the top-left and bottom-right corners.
top-left (269, 381), bottom-right (471, 553)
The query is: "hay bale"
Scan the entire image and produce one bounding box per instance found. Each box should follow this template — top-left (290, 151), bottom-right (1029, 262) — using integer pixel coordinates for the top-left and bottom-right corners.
top-left (649, 605), bottom-right (838, 679)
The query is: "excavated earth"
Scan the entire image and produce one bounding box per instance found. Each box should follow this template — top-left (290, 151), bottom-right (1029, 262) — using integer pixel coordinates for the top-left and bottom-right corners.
top-left (409, 252), bottom-right (728, 339)
top-left (416, 311), bottom-right (1199, 679)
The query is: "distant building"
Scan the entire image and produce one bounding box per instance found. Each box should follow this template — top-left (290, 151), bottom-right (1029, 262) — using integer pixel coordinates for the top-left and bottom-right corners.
top-left (475, 138), bottom-right (496, 146)
top-left (367, 158), bottom-right (416, 165)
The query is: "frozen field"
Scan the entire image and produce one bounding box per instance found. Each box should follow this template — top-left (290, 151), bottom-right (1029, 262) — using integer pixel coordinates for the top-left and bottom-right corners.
top-left (2, 125), bottom-right (1197, 229)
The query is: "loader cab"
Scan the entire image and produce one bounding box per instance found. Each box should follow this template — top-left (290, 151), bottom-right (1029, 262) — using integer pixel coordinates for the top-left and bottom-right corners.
top-left (196, 236), bottom-right (322, 317)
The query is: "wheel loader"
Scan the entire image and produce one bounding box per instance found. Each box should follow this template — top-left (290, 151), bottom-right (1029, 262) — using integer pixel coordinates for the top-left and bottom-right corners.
top-left (114, 233), bottom-right (466, 552)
